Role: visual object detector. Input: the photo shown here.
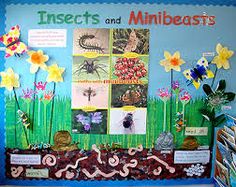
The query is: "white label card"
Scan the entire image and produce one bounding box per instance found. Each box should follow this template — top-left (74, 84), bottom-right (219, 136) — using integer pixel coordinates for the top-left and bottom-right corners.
top-left (174, 150), bottom-right (210, 164)
top-left (26, 169), bottom-right (49, 178)
top-left (10, 154), bottom-right (41, 165)
top-left (28, 29), bottom-right (67, 47)
top-left (185, 127), bottom-right (208, 136)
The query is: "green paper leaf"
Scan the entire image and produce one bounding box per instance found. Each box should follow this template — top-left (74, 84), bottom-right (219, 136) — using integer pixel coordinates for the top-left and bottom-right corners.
top-left (213, 114), bottom-right (226, 127)
top-left (225, 92), bottom-right (236, 102)
top-left (216, 80), bottom-right (226, 92)
top-left (199, 108), bottom-right (215, 121)
top-left (203, 84), bottom-right (214, 96)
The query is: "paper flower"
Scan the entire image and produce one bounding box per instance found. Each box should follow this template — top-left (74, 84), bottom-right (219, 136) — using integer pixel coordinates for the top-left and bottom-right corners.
top-left (157, 88), bottom-right (171, 102)
top-left (180, 91), bottom-right (191, 105)
top-left (0, 68), bottom-right (20, 91)
top-left (34, 81), bottom-right (47, 91)
top-left (21, 88), bottom-right (36, 100)
top-left (212, 43), bottom-right (234, 69)
top-left (27, 50), bottom-right (49, 74)
top-left (46, 64), bottom-right (65, 83)
top-left (203, 80), bottom-right (235, 110)
top-left (160, 51), bottom-right (185, 72)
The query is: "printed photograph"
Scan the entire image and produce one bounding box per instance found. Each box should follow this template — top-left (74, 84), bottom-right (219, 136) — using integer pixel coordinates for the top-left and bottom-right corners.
top-left (111, 84), bottom-right (148, 107)
top-left (72, 83), bottom-right (109, 109)
top-left (73, 28), bottom-right (110, 54)
top-left (112, 28), bottom-right (149, 54)
top-left (72, 109), bottom-right (107, 134)
top-left (112, 56), bottom-right (148, 81)
top-left (72, 56), bottom-right (110, 81)
top-left (109, 108), bottom-right (147, 134)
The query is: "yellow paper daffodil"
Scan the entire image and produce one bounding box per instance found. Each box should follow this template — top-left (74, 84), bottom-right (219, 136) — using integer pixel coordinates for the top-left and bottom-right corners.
top-left (160, 51), bottom-right (185, 72)
top-left (27, 50), bottom-right (49, 74)
top-left (212, 43), bottom-right (234, 69)
top-left (0, 68), bottom-right (20, 91)
top-left (46, 64), bottom-right (65, 83)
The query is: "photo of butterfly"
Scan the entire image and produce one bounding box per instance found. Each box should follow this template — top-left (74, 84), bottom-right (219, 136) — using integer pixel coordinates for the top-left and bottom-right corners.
top-left (183, 57), bottom-right (214, 89)
top-left (0, 25), bottom-right (28, 58)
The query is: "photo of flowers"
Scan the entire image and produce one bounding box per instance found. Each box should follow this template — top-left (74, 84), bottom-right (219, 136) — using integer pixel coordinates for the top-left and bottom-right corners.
top-left (71, 109), bottom-right (107, 134)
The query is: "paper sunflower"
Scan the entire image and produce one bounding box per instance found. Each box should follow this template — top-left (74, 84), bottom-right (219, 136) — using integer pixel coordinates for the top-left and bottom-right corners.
top-left (0, 68), bottom-right (20, 91)
top-left (212, 43), bottom-right (234, 69)
top-left (160, 51), bottom-right (185, 72)
top-left (46, 64), bottom-right (65, 83)
top-left (27, 50), bottom-right (49, 74)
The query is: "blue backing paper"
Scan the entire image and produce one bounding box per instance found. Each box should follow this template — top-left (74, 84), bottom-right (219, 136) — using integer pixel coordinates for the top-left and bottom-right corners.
top-left (1, 0), bottom-right (236, 186)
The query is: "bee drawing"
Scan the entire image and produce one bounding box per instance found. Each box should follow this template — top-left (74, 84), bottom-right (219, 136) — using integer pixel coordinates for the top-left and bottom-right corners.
top-left (83, 87), bottom-right (97, 102)
top-left (17, 110), bottom-right (30, 128)
top-left (120, 89), bottom-right (142, 105)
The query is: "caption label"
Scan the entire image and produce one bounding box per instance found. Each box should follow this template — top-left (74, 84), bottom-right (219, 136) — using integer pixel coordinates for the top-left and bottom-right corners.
top-left (185, 127), bottom-right (208, 136)
top-left (174, 150), bottom-right (210, 164)
top-left (26, 169), bottom-right (49, 178)
top-left (28, 29), bottom-right (67, 47)
top-left (10, 154), bottom-right (41, 165)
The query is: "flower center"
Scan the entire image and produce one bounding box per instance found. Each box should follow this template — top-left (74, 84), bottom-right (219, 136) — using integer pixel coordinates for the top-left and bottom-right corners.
top-left (219, 48), bottom-right (229, 60)
top-left (31, 53), bottom-right (42, 64)
top-left (170, 58), bottom-right (180, 66)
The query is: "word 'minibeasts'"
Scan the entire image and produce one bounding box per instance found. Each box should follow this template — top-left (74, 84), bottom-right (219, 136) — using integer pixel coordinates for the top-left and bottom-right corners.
top-left (129, 11), bottom-right (216, 26)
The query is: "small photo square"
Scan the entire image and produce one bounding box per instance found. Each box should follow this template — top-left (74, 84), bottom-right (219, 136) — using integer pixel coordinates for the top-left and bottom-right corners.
top-left (112, 28), bottom-right (149, 54)
top-left (73, 28), bottom-right (110, 54)
top-left (111, 84), bottom-right (148, 107)
top-left (111, 56), bottom-right (148, 81)
top-left (72, 109), bottom-right (107, 134)
top-left (72, 56), bottom-right (110, 81)
top-left (109, 108), bottom-right (147, 134)
top-left (72, 83), bottom-right (109, 109)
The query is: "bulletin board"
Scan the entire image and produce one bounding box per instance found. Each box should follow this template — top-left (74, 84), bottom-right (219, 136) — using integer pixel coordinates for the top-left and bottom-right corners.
top-left (0, 0), bottom-right (236, 186)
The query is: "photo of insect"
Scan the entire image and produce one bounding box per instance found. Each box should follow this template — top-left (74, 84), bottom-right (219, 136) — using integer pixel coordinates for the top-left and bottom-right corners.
top-left (175, 112), bottom-right (185, 132)
top-left (113, 29), bottom-right (149, 54)
top-left (77, 34), bottom-right (105, 54)
top-left (83, 87), bottom-right (97, 102)
top-left (17, 109), bottom-right (30, 128)
top-left (73, 58), bottom-right (108, 80)
top-left (112, 84), bottom-right (147, 107)
top-left (122, 112), bottom-right (134, 130)
top-left (73, 28), bottom-right (109, 54)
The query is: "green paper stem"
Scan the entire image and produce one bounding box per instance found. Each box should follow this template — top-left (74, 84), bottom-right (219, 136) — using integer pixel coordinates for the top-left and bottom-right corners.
top-left (48, 82), bottom-right (56, 144)
top-left (13, 87), bottom-right (29, 147)
top-left (31, 73), bottom-right (38, 132)
top-left (163, 101), bottom-right (167, 132)
top-left (38, 99), bottom-right (41, 126)
top-left (182, 103), bottom-right (185, 136)
top-left (170, 70), bottom-right (173, 132)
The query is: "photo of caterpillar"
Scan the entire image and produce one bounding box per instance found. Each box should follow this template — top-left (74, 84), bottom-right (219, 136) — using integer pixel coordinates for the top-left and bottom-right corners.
top-left (112, 29), bottom-right (149, 54)
top-left (73, 28), bottom-right (110, 54)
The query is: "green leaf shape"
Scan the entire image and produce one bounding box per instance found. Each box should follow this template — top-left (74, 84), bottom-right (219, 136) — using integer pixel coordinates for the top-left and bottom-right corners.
top-left (203, 84), bottom-right (214, 96)
top-left (216, 80), bottom-right (226, 92)
top-left (224, 92), bottom-right (236, 102)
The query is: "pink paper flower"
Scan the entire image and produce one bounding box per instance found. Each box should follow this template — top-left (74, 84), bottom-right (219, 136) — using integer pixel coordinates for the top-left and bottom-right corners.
top-left (34, 81), bottom-right (47, 91)
top-left (157, 88), bottom-right (171, 102)
top-left (180, 91), bottom-right (191, 104)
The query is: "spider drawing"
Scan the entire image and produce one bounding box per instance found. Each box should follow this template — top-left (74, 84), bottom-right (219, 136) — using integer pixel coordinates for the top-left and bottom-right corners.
top-left (73, 59), bottom-right (108, 79)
